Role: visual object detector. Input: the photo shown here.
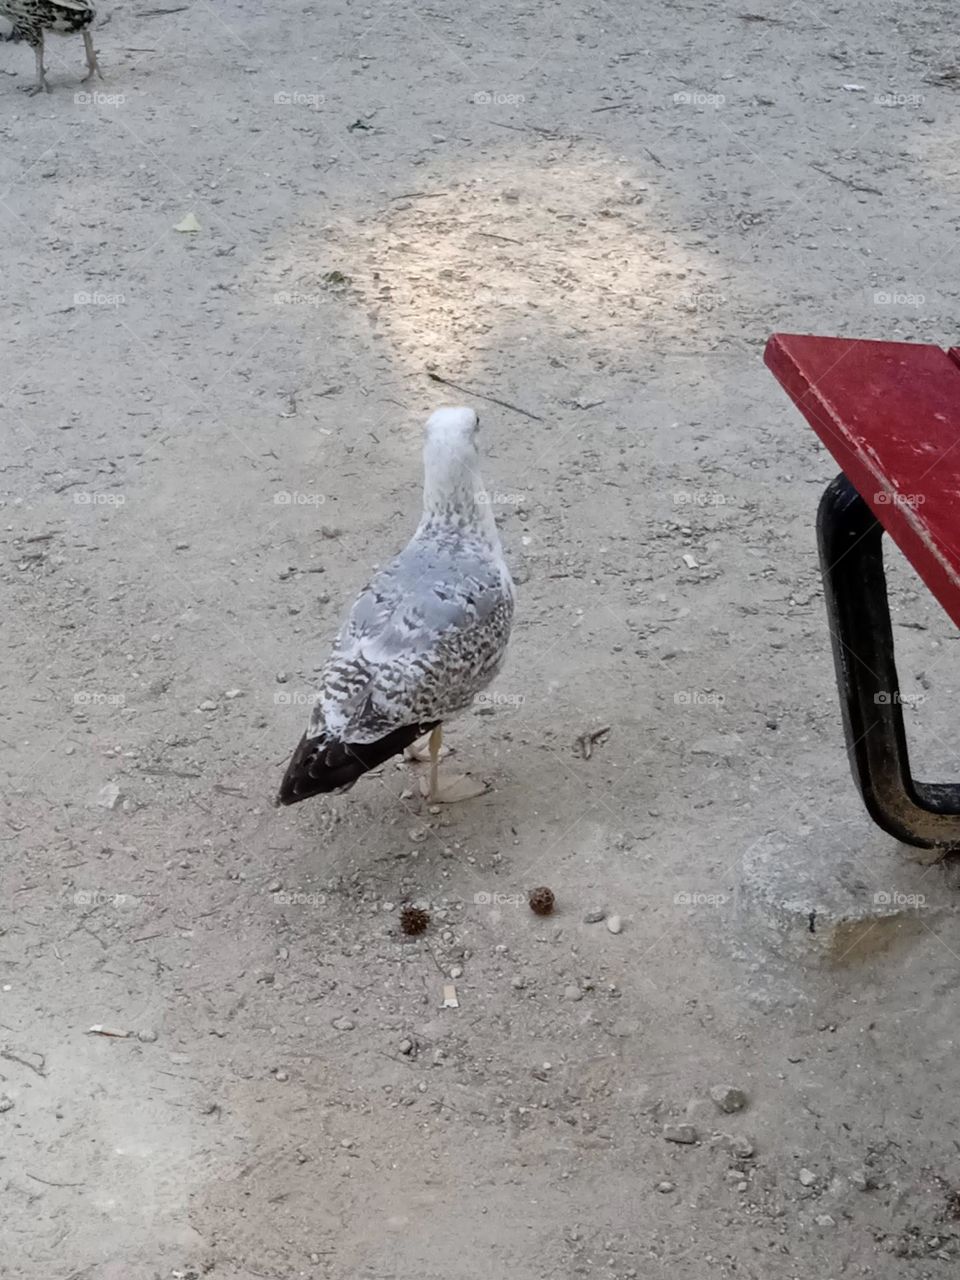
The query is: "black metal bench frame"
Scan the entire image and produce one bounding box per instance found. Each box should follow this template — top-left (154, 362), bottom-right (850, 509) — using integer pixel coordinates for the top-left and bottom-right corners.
top-left (818, 473), bottom-right (960, 851)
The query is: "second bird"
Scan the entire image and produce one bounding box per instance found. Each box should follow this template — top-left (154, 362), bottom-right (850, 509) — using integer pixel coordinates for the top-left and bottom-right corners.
top-left (1, 0), bottom-right (101, 94)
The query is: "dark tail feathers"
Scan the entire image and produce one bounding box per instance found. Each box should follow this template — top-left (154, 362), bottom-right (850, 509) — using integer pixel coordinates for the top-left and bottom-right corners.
top-left (277, 720), bottom-right (440, 806)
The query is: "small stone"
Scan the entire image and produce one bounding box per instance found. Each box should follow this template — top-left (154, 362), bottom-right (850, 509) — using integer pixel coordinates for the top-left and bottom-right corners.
top-left (198, 700), bottom-right (218, 711)
top-left (224, 688), bottom-right (243, 699)
top-left (584, 909), bottom-right (606, 923)
top-left (137, 1029), bottom-right (158, 1043)
top-left (710, 1084), bottom-right (748, 1114)
top-left (0, 1094), bottom-right (13, 1113)
top-left (340, 1137), bottom-right (354, 1149)
top-left (564, 984), bottom-right (583, 1002)
top-left (267, 880), bottom-right (282, 893)
top-left (449, 965), bottom-right (463, 979)
top-left (275, 672), bottom-right (289, 683)
top-left (511, 975), bottom-right (526, 989)
top-left (332, 1017), bottom-right (355, 1031)
top-left (275, 1069), bottom-right (289, 1082)
top-left (799, 1168), bottom-right (816, 1187)
top-left (606, 914), bottom-right (623, 934)
top-left (850, 1168), bottom-right (870, 1191)
top-left (399, 1039), bottom-right (413, 1055)
top-left (712, 1133), bottom-right (755, 1158)
top-left (94, 782), bottom-right (122, 810)
top-left (656, 1180), bottom-right (675, 1193)
top-left (814, 1213), bottom-right (836, 1228)
top-left (663, 1123), bottom-right (698, 1145)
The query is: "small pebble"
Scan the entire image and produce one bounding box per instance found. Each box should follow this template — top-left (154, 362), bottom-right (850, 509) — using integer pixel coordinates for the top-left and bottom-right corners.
top-left (224, 688), bottom-right (243, 699)
top-left (563, 984), bottom-right (583, 1002)
top-left (663, 1123), bottom-right (698, 1145)
top-left (0, 1094), bottom-right (13, 1113)
top-left (511, 976), bottom-right (526, 989)
top-left (94, 782), bottom-right (122, 810)
top-left (332, 1017), bottom-right (355, 1031)
top-left (584, 909), bottom-right (606, 924)
top-left (799, 1168), bottom-right (816, 1187)
top-left (656, 1180), bottom-right (675, 1193)
top-left (275, 1070), bottom-right (289, 1082)
top-left (606, 915), bottom-right (623, 934)
top-left (814, 1214), bottom-right (836, 1228)
top-left (712, 1133), bottom-right (755, 1158)
top-left (137, 1029), bottom-right (158, 1043)
top-left (449, 965), bottom-right (463, 979)
top-left (198, 700), bottom-right (218, 711)
top-left (710, 1084), bottom-right (748, 1113)
top-left (399, 1039), bottom-right (413, 1055)
top-left (340, 1137), bottom-right (354, 1149)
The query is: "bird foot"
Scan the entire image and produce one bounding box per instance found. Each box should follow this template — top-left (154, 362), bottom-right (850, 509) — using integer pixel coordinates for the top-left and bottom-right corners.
top-left (405, 734), bottom-right (448, 763)
top-left (419, 773), bottom-right (489, 803)
top-left (21, 80), bottom-right (49, 94)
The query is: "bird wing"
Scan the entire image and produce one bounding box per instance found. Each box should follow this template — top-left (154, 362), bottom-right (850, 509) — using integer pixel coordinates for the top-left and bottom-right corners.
top-left (314, 540), bottom-right (513, 743)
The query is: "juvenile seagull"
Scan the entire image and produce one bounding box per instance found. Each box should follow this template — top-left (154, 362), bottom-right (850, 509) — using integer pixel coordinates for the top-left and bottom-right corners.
top-left (1, 0), bottom-right (101, 94)
top-left (277, 406), bottom-right (515, 807)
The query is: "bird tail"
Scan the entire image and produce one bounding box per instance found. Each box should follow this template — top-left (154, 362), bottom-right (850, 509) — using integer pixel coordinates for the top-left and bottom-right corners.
top-left (276, 720), bottom-right (440, 806)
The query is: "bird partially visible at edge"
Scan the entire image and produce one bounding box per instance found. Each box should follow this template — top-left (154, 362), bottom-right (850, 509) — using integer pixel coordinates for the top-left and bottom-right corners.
top-left (0, 0), bottom-right (101, 94)
top-left (277, 406), bottom-right (516, 808)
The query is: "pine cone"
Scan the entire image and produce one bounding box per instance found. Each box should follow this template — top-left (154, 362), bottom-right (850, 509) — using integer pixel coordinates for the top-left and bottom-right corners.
top-left (400, 905), bottom-right (430, 935)
top-left (528, 886), bottom-right (555, 916)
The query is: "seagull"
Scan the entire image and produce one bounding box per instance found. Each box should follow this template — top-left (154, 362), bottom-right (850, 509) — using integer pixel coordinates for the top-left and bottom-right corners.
top-left (277, 406), bottom-right (516, 807)
top-left (0, 0), bottom-right (101, 94)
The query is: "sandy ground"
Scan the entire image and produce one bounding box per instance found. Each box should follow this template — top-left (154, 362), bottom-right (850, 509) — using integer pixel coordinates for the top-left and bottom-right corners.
top-left (3, 1), bottom-right (960, 1276)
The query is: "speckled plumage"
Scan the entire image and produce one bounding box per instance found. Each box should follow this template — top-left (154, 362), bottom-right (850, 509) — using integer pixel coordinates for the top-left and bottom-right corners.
top-left (278, 407), bottom-right (515, 805)
top-left (0, 0), bottom-right (100, 93)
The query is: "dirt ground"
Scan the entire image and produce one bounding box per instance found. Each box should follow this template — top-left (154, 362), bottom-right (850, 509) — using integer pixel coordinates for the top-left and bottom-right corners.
top-left (3, 1), bottom-right (960, 1277)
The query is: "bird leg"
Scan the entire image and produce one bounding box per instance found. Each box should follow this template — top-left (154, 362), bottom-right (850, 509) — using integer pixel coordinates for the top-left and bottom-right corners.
top-left (81, 29), bottom-right (102, 82)
top-left (23, 36), bottom-right (49, 94)
top-left (418, 725), bottom-right (490, 803)
top-left (404, 730), bottom-right (447, 764)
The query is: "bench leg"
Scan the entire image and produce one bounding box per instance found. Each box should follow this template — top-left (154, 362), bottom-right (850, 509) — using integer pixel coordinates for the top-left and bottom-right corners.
top-left (817, 472), bottom-right (960, 851)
